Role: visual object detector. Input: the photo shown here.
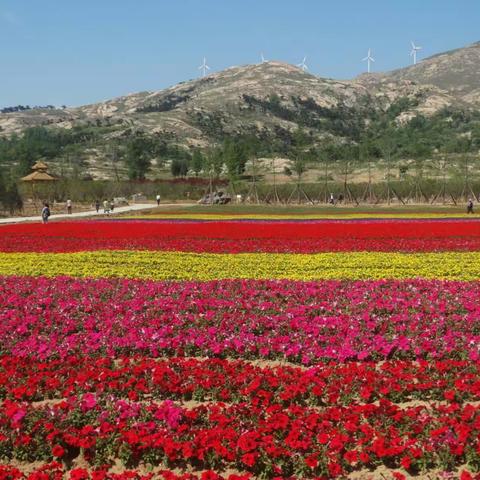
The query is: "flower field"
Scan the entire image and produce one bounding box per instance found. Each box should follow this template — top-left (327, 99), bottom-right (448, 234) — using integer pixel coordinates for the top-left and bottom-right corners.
top-left (0, 217), bottom-right (480, 479)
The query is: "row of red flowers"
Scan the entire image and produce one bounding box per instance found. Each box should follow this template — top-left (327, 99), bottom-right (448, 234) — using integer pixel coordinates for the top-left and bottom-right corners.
top-left (0, 355), bottom-right (479, 406)
top-left (1, 395), bottom-right (480, 478)
top-left (0, 463), bottom-right (478, 480)
top-left (0, 463), bottom-right (251, 480)
top-left (1, 277), bottom-right (480, 362)
top-left (1, 220), bottom-right (480, 252)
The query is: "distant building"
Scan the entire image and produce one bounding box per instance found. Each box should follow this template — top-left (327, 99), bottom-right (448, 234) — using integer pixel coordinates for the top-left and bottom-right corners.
top-left (21, 161), bottom-right (56, 182)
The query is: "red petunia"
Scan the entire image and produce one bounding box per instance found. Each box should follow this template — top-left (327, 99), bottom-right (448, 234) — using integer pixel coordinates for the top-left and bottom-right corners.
top-left (400, 456), bottom-right (411, 469)
top-left (305, 454), bottom-right (318, 468)
top-left (241, 453), bottom-right (257, 467)
top-left (52, 444), bottom-right (65, 458)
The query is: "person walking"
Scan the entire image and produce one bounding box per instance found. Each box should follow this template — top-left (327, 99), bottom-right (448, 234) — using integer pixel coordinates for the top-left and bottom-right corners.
top-left (467, 198), bottom-right (474, 214)
top-left (95, 200), bottom-right (100, 213)
top-left (110, 199), bottom-right (115, 212)
top-left (66, 199), bottom-right (72, 214)
top-left (103, 199), bottom-right (109, 214)
top-left (41, 203), bottom-right (50, 224)
top-left (156, 194), bottom-right (161, 206)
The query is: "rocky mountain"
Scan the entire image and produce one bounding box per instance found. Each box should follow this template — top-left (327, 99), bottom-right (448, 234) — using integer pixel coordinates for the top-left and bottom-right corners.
top-left (355, 41), bottom-right (480, 120)
top-left (385, 41), bottom-right (480, 106)
top-left (2, 41), bottom-right (478, 138)
top-left (0, 41), bottom-right (479, 179)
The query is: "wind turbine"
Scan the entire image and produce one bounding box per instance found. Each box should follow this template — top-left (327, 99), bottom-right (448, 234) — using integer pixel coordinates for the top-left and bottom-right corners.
top-left (198, 57), bottom-right (210, 77)
top-left (362, 48), bottom-right (375, 73)
top-left (410, 41), bottom-right (422, 65)
top-left (297, 56), bottom-right (308, 71)
top-left (260, 53), bottom-right (267, 64)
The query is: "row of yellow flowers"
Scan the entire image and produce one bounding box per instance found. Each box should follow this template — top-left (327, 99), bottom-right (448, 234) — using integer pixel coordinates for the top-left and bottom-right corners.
top-left (1, 251), bottom-right (480, 281)
top-left (126, 213), bottom-right (474, 221)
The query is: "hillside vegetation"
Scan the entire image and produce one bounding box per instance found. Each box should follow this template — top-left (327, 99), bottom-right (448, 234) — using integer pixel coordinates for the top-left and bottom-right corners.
top-left (0, 41), bottom-right (480, 198)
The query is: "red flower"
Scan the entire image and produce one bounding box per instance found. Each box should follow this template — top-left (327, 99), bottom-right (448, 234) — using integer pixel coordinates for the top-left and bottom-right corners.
top-left (327, 462), bottom-right (342, 478)
top-left (305, 454), bottom-right (318, 468)
top-left (52, 445), bottom-right (65, 458)
top-left (241, 453), bottom-right (256, 467)
top-left (201, 471), bottom-right (222, 480)
top-left (393, 473), bottom-right (406, 480)
top-left (460, 472), bottom-right (473, 480)
top-left (359, 452), bottom-right (370, 463)
top-left (443, 390), bottom-right (456, 401)
top-left (400, 456), bottom-right (411, 470)
top-left (69, 469), bottom-right (89, 480)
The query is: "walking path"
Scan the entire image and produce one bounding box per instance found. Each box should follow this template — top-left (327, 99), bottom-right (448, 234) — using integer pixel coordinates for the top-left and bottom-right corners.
top-left (0, 203), bottom-right (163, 224)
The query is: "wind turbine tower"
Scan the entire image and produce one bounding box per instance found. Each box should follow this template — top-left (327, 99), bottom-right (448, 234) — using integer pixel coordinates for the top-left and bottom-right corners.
top-left (198, 57), bottom-right (210, 77)
top-left (410, 41), bottom-right (422, 65)
top-left (362, 49), bottom-right (375, 73)
top-left (297, 56), bottom-right (308, 71)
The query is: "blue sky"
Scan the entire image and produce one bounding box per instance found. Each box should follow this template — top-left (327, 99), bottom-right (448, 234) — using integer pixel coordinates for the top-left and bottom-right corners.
top-left (1, 0), bottom-right (479, 107)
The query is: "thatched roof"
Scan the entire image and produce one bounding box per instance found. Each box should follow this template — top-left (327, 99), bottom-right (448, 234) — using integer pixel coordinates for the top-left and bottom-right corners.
top-left (21, 160), bottom-right (56, 182)
top-left (21, 171), bottom-right (56, 182)
top-left (31, 161), bottom-right (49, 171)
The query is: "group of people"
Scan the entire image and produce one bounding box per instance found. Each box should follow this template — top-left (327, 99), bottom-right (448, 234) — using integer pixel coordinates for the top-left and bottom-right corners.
top-left (93, 199), bottom-right (115, 214)
top-left (41, 198), bottom-right (115, 223)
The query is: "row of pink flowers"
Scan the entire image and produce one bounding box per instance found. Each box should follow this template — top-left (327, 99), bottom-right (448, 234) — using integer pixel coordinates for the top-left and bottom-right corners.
top-left (1, 276), bottom-right (479, 362)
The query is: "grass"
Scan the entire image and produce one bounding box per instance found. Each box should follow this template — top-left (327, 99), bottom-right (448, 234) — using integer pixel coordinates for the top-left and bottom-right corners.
top-left (124, 203), bottom-right (469, 217)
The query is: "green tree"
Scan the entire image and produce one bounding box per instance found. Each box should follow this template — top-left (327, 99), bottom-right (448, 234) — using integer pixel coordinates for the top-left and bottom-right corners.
top-left (205, 147), bottom-right (224, 179)
top-left (289, 128), bottom-right (309, 181)
top-left (125, 137), bottom-right (152, 180)
top-left (171, 158), bottom-right (189, 177)
top-left (224, 139), bottom-right (248, 178)
top-left (191, 149), bottom-right (204, 176)
top-left (2, 182), bottom-right (23, 214)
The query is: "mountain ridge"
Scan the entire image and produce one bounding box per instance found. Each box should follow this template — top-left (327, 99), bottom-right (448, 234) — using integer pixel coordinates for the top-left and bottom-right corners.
top-left (1, 41), bottom-right (480, 180)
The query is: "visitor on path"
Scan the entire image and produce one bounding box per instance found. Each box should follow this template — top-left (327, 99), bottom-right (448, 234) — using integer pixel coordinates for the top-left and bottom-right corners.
top-left (66, 199), bottom-right (72, 214)
top-left (103, 200), bottom-right (110, 214)
top-left (329, 193), bottom-right (335, 205)
top-left (467, 198), bottom-right (474, 214)
top-left (95, 200), bottom-right (100, 213)
top-left (110, 199), bottom-right (115, 212)
top-left (41, 203), bottom-right (50, 224)
top-left (156, 194), bottom-right (161, 206)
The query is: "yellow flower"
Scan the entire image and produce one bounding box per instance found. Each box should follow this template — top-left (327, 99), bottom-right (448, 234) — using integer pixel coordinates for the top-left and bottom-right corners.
top-left (0, 251), bottom-right (479, 281)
